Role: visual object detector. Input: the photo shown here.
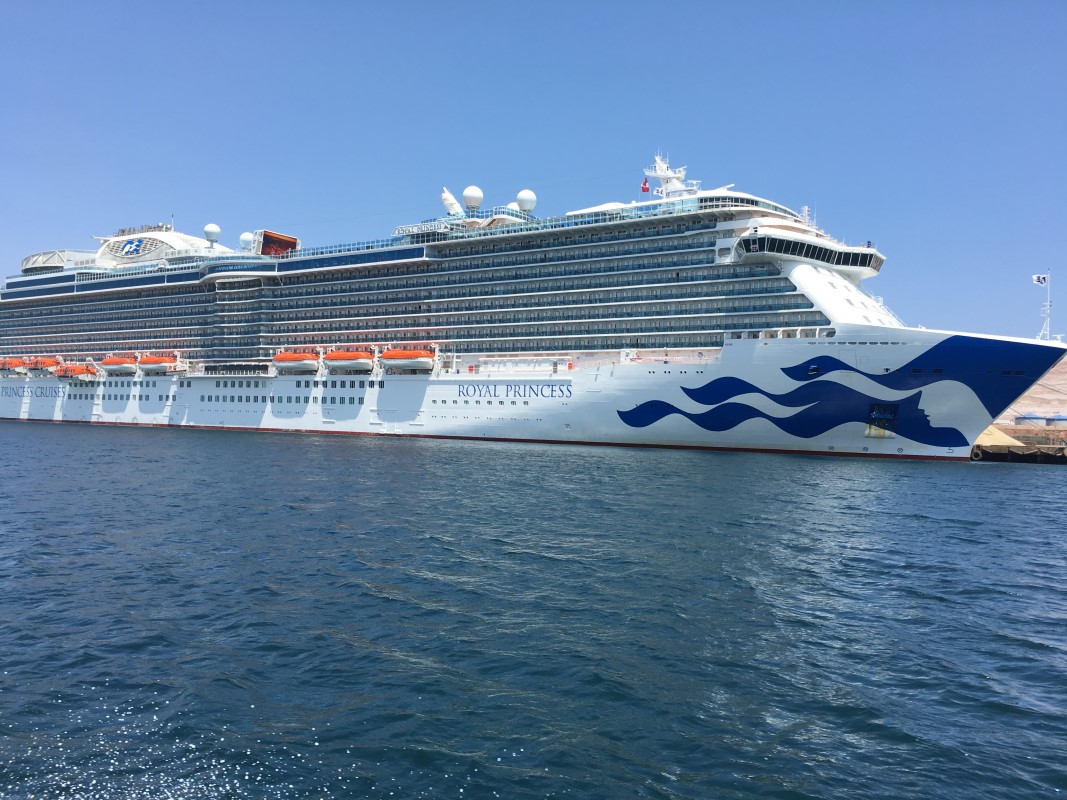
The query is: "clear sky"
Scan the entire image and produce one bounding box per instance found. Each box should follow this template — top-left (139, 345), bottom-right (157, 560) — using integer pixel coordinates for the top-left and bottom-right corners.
top-left (1, 0), bottom-right (1064, 339)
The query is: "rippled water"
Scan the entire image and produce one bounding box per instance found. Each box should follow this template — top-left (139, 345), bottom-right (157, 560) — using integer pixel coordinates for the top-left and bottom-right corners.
top-left (1, 422), bottom-right (1065, 799)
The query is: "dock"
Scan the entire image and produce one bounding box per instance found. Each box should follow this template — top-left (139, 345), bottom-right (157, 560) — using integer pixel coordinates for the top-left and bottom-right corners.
top-left (975, 359), bottom-right (1067, 464)
top-left (971, 443), bottom-right (1067, 464)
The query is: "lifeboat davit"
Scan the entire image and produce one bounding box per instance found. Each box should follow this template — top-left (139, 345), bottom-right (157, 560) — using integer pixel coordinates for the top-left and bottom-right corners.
top-left (324, 350), bottom-right (375, 372)
top-left (380, 349), bottom-right (435, 371)
top-left (27, 357), bottom-right (61, 375)
top-left (53, 364), bottom-right (97, 380)
top-left (100, 356), bottom-right (138, 375)
top-left (272, 351), bottom-right (319, 372)
top-left (138, 354), bottom-right (181, 373)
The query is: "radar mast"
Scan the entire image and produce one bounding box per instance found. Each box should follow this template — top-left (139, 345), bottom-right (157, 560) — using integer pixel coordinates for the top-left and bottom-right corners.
top-left (644, 154), bottom-right (702, 198)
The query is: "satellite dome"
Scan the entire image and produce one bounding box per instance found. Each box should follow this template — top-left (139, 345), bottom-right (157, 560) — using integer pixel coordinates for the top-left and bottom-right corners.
top-left (506, 202), bottom-right (520, 211)
top-left (239, 231), bottom-right (255, 251)
top-left (516, 189), bottom-right (537, 212)
top-left (462, 186), bottom-right (483, 210)
top-left (203, 223), bottom-right (221, 243)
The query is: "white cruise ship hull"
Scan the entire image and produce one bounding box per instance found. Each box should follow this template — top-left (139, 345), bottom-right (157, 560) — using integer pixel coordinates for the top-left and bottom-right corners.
top-left (3, 327), bottom-right (1062, 461)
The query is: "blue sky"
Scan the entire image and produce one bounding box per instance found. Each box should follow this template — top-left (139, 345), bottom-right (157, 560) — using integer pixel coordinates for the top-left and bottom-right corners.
top-left (1, 1), bottom-right (1064, 338)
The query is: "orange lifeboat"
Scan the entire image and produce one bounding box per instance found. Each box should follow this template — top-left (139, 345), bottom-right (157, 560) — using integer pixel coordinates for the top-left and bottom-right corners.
top-left (0, 357), bottom-right (28, 373)
top-left (272, 351), bottom-right (319, 372)
top-left (138, 354), bottom-right (180, 373)
top-left (323, 350), bottom-right (375, 372)
top-left (100, 356), bottom-right (138, 375)
top-left (380, 349), bottom-right (435, 371)
top-left (53, 364), bottom-right (97, 380)
top-left (27, 356), bottom-right (61, 374)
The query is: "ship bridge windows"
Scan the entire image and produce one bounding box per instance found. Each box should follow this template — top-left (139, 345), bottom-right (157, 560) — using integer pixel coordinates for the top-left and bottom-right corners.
top-left (741, 236), bottom-right (875, 269)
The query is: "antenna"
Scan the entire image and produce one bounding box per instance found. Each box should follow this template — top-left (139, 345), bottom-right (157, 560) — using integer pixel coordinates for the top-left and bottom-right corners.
top-left (1035, 271), bottom-right (1052, 340)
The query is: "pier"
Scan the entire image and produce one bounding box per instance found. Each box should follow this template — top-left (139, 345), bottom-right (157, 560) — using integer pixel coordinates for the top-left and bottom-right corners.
top-left (971, 443), bottom-right (1067, 464)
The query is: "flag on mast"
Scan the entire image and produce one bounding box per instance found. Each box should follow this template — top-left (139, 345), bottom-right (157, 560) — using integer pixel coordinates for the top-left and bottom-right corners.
top-left (640, 177), bottom-right (649, 193)
top-left (1033, 274), bottom-right (1048, 285)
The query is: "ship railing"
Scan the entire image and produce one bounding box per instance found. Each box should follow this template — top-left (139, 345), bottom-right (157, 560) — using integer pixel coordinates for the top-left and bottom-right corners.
top-left (17, 265), bottom-right (66, 277)
top-left (71, 248), bottom-right (223, 270)
top-left (448, 206), bottom-right (534, 223)
top-left (390, 196), bottom-right (774, 245)
top-left (73, 260), bottom-right (204, 282)
top-left (69, 252), bottom-right (275, 283)
top-left (869, 296), bottom-right (905, 325)
top-left (280, 238), bottom-right (409, 260)
top-left (447, 202), bottom-right (697, 241)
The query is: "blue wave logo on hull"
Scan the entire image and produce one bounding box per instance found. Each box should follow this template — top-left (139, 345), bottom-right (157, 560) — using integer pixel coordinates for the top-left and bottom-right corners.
top-left (617, 335), bottom-right (1064, 447)
top-left (619, 378), bottom-right (968, 446)
top-left (775, 336), bottom-right (1062, 415)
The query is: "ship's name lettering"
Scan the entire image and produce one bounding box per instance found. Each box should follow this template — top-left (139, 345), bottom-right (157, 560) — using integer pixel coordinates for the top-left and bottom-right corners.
top-left (1, 386), bottom-right (66, 399)
top-left (393, 221), bottom-right (450, 236)
top-left (456, 383), bottom-right (573, 399)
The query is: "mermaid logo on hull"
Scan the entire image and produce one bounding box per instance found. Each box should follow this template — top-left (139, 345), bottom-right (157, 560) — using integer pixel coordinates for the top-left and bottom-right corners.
top-left (617, 336), bottom-right (1064, 447)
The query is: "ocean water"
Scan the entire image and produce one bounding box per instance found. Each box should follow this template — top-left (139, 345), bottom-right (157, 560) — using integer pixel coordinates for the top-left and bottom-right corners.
top-left (1, 422), bottom-right (1065, 800)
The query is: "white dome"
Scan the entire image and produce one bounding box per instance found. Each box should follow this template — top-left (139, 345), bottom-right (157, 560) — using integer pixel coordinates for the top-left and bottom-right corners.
top-left (516, 189), bottom-right (537, 212)
top-left (506, 202), bottom-right (520, 211)
top-left (462, 186), bottom-right (483, 210)
top-left (203, 223), bottom-right (221, 243)
top-left (239, 231), bottom-right (255, 251)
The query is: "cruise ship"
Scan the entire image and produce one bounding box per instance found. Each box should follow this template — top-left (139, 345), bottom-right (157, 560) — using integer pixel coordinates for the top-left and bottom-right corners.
top-left (2, 156), bottom-right (1063, 460)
